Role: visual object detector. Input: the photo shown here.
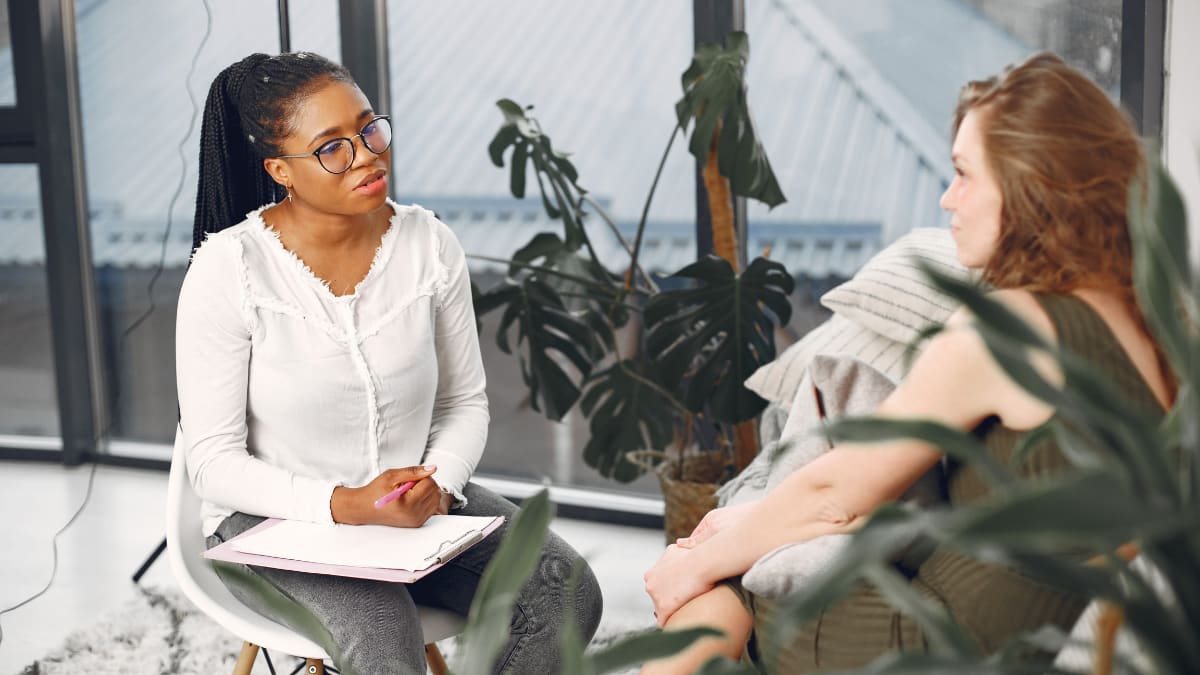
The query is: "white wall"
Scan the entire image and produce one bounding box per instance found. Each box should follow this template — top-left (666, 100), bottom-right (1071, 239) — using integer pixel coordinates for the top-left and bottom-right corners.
top-left (1163, 0), bottom-right (1200, 263)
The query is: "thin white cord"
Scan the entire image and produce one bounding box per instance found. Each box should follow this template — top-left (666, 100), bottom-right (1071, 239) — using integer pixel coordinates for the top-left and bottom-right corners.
top-left (0, 0), bottom-right (213, 650)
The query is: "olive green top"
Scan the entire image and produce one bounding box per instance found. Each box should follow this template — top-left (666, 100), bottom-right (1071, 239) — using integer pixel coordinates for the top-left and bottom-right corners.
top-left (742, 294), bottom-right (1166, 670)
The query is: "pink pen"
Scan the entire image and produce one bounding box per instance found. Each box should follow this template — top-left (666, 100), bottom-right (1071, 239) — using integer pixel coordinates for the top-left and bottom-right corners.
top-left (373, 481), bottom-right (416, 509)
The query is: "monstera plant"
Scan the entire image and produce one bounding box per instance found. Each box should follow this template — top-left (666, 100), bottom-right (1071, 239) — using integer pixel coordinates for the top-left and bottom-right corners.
top-left (473, 31), bottom-right (791, 500)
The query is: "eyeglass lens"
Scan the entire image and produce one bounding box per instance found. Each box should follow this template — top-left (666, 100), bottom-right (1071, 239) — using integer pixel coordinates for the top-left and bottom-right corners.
top-left (315, 117), bottom-right (393, 174)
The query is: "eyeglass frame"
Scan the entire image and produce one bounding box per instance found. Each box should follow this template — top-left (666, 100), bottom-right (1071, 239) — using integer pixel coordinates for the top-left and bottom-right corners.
top-left (274, 115), bottom-right (392, 175)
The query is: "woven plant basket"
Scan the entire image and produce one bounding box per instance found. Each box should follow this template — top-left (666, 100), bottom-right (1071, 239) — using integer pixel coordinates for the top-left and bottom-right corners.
top-left (628, 449), bottom-right (733, 543)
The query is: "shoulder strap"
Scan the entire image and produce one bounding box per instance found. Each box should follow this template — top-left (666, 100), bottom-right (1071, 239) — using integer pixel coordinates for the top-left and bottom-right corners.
top-left (1032, 293), bottom-right (1163, 416)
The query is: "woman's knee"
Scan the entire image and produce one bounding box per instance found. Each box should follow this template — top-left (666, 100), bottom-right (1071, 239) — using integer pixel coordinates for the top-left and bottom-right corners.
top-left (530, 535), bottom-right (605, 638)
top-left (572, 558), bottom-right (604, 639)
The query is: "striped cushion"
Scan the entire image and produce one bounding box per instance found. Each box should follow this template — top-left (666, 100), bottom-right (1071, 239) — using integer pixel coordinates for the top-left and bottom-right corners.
top-left (819, 228), bottom-right (968, 346)
top-left (744, 313), bottom-right (910, 410)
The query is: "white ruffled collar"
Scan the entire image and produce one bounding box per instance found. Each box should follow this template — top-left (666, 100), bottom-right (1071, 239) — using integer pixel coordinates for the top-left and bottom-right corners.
top-left (250, 199), bottom-right (401, 301)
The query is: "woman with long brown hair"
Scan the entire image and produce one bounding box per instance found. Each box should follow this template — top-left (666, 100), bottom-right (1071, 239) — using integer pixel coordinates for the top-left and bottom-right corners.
top-left (641, 52), bottom-right (1175, 673)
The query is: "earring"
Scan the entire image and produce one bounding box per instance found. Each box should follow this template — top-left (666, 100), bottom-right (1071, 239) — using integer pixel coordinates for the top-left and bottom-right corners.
top-left (286, 185), bottom-right (295, 203)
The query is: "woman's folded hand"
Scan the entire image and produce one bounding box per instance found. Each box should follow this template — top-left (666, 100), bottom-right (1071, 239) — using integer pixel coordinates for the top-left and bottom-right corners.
top-left (676, 500), bottom-right (756, 549)
top-left (644, 543), bottom-right (714, 627)
top-left (330, 465), bottom-right (443, 527)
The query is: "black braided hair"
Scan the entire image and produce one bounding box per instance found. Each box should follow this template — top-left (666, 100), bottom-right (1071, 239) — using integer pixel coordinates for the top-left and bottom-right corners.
top-left (192, 51), bottom-right (355, 254)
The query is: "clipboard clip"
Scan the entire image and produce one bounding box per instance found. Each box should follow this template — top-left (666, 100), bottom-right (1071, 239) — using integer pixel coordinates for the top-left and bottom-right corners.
top-left (424, 529), bottom-right (485, 565)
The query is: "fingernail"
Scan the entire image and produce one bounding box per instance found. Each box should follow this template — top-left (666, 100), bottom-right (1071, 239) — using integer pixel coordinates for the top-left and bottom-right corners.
top-left (424, 465), bottom-right (437, 471)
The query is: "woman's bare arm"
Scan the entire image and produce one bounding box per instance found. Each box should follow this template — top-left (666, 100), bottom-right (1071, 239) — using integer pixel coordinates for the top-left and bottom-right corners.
top-left (645, 295), bottom-right (1062, 624)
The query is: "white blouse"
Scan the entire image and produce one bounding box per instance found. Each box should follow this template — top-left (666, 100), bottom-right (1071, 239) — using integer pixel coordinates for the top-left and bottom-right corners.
top-left (176, 200), bottom-right (489, 536)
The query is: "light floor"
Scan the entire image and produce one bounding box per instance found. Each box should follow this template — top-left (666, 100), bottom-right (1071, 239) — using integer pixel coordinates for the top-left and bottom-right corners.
top-left (0, 460), bottom-right (664, 672)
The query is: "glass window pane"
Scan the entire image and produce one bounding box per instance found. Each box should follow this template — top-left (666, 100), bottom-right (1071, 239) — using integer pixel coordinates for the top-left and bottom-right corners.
top-left (0, 165), bottom-right (60, 441)
top-left (387, 1), bottom-right (693, 496)
top-left (288, 0), bottom-right (341, 60)
top-left (743, 0), bottom-right (1122, 332)
top-left (76, 0), bottom-right (280, 452)
top-left (960, 0), bottom-right (1121, 92)
top-left (0, 0), bottom-right (15, 106)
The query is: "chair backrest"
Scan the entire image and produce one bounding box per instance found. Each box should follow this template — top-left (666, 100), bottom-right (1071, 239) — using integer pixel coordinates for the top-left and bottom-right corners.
top-left (165, 428), bottom-right (465, 659)
top-left (166, 426), bottom-right (332, 659)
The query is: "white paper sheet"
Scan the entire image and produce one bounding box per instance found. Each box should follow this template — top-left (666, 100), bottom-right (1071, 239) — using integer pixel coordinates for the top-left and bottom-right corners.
top-left (229, 515), bottom-right (498, 571)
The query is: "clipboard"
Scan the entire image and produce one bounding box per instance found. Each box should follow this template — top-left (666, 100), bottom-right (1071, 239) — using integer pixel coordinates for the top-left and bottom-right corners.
top-left (203, 515), bottom-right (505, 583)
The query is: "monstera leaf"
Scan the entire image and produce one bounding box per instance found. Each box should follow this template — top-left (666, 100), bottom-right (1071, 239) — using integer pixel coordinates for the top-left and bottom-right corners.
top-left (676, 31), bottom-right (785, 209)
top-left (579, 359), bottom-right (679, 482)
top-left (508, 232), bottom-right (630, 330)
top-left (474, 277), bottom-right (603, 421)
top-left (645, 255), bottom-right (794, 424)
top-left (488, 99), bottom-right (589, 250)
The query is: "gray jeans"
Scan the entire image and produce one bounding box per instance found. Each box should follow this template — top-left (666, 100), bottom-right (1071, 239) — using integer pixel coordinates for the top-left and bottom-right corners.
top-left (206, 482), bottom-right (603, 674)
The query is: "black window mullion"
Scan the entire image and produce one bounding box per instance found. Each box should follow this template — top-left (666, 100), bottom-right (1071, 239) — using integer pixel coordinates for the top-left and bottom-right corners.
top-left (1121, 0), bottom-right (1166, 139)
top-left (14, 0), bottom-right (105, 466)
top-left (338, 0), bottom-right (391, 197)
top-left (691, 0), bottom-right (746, 268)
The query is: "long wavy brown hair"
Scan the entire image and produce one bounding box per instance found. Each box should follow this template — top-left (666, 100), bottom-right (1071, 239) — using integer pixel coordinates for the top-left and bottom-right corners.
top-left (953, 52), bottom-right (1176, 402)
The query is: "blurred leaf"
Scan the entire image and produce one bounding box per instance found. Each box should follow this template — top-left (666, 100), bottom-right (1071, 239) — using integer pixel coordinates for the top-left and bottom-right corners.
top-left (922, 264), bottom-right (1176, 499)
top-left (918, 265), bottom-right (1050, 352)
top-left (1128, 542), bottom-right (1200, 671)
top-left (1130, 159), bottom-right (1200, 412)
top-left (1009, 422), bottom-right (1055, 469)
top-left (763, 506), bottom-right (961, 661)
top-left (455, 490), bottom-right (555, 675)
top-left (588, 627), bottom-right (725, 674)
top-left (826, 417), bottom-right (1014, 488)
top-left (579, 359), bottom-right (678, 482)
top-left (676, 31), bottom-right (786, 208)
top-left (950, 471), bottom-right (1198, 553)
top-left (210, 561), bottom-right (352, 674)
top-left (558, 559), bottom-right (590, 675)
top-left (645, 256), bottom-right (793, 423)
top-left (904, 322), bottom-right (945, 373)
top-left (831, 652), bottom-right (1055, 675)
top-left (763, 560), bottom-right (979, 673)
top-left (862, 564), bottom-right (980, 656)
top-left (695, 655), bottom-right (762, 673)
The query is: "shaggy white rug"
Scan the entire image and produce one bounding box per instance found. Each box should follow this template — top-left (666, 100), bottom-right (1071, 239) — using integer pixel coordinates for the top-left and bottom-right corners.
top-left (19, 586), bottom-right (654, 675)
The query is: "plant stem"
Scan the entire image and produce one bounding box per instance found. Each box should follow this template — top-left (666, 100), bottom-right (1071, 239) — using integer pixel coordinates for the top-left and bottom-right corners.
top-left (732, 419), bottom-right (759, 473)
top-left (702, 128), bottom-right (738, 273)
top-left (608, 341), bottom-right (689, 418)
top-left (580, 193), bottom-right (658, 294)
top-left (553, 290), bottom-right (644, 312)
top-left (467, 254), bottom-right (639, 295)
top-left (628, 125), bottom-right (682, 295)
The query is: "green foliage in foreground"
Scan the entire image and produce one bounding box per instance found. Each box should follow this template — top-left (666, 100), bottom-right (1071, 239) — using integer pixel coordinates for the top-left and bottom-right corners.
top-left (451, 488), bottom-right (722, 674)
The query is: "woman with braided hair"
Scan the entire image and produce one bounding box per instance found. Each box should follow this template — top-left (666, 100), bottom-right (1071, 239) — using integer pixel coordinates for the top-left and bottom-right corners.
top-left (178, 52), bottom-right (602, 674)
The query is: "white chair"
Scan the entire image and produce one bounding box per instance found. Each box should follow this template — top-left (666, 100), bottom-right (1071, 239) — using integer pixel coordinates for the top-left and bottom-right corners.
top-left (166, 427), bottom-right (463, 675)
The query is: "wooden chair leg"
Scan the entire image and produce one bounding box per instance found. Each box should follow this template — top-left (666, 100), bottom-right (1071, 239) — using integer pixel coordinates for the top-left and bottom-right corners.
top-left (303, 657), bottom-right (326, 674)
top-left (232, 642), bottom-right (260, 675)
top-left (425, 642), bottom-right (449, 675)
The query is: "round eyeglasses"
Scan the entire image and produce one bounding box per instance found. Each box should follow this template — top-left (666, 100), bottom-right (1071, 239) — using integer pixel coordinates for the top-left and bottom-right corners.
top-left (276, 115), bottom-right (392, 174)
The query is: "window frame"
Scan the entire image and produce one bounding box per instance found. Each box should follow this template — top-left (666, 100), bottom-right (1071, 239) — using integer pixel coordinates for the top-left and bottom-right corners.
top-left (0, 0), bottom-right (1170, 521)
